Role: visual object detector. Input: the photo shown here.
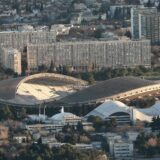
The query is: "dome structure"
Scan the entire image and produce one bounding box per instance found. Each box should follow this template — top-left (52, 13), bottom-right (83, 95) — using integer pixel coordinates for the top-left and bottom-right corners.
top-left (50, 107), bottom-right (81, 125)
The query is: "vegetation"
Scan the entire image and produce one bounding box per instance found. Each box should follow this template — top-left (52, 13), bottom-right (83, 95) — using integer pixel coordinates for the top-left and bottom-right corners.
top-left (4, 68), bottom-right (14, 76)
top-left (56, 123), bottom-right (90, 144)
top-left (0, 105), bottom-right (26, 121)
top-left (127, 97), bottom-right (156, 109)
top-left (38, 64), bottom-right (48, 72)
top-left (94, 28), bottom-right (103, 38)
top-left (2, 143), bottom-right (106, 160)
top-left (46, 65), bottom-right (160, 83)
top-left (135, 117), bottom-right (160, 157)
top-left (150, 116), bottom-right (160, 131)
top-left (135, 132), bottom-right (160, 157)
top-left (87, 115), bottom-right (117, 132)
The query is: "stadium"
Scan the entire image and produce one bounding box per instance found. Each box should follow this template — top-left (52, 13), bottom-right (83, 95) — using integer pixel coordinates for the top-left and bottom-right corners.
top-left (0, 73), bottom-right (159, 107)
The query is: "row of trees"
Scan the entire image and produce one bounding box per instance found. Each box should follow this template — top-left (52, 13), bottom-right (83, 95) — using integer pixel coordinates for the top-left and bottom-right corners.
top-left (38, 62), bottom-right (160, 84)
top-left (87, 115), bottom-right (117, 132)
top-left (0, 105), bottom-right (26, 121)
top-left (55, 122), bottom-right (90, 145)
top-left (135, 117), bottom-right (160, 157)
top-left (127, 97), bottom-right (156, 109)
top-left (4, 143), bottom-right (106, 160)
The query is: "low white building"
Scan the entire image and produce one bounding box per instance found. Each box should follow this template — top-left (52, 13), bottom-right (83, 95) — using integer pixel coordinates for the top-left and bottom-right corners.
top-left (41, 135), bottom-right (57, 144)
top-left (106, 132), bottom-right (134, 159)
top-left (13, 135), bottom-right (28, 143)
top-left (51, 24), bottom-right (71, 35)
top-left (112, 139), bottom-right (134, 159)
top-left (126, 131), bottom-right (139, 141)
top-left (50, 107), bottom-right (81, 125)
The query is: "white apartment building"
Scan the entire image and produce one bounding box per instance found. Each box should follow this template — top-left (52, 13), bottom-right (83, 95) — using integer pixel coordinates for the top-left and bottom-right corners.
top-left (0, 48), bottom-right (21, 74)
top-left (106, 133), bottom-right (134, 160)
top-left (112, 140), bottom-right (134, 159)
top-left (27, 40), bottom-right (151, 72)
top-left (131, 7), bottom-right (157, 39)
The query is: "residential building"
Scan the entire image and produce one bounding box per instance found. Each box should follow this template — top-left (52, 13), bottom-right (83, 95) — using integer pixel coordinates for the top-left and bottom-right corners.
top-left (109, 5), bottom-right (138, 20)
top-left (0, 48), bottom-right (21, 74)
top-left (131, 7), bottom-right (157, 39)
top-left (112, 139), bottom-right (134, 159)
top-left (0, 31), bottom-right (56, 51)
top-left (27, 39), bottom-right (151, 72)
top-left (139, 13), bottom-right (160, 44)
top-left (106, 133), bottom-right (134, 159)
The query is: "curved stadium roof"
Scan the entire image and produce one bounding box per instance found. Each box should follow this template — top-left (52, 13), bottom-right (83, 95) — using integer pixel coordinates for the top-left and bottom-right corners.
top-left (59, 76), bottom-right (156, 104)
top-left (0, 73), bottom-right (87, 100)
top-left (0, 75), bottom-right (158, 106)
top-left (85, 100), bottom-right (130, 119)
top-left (85, 100), bottom-right (155, 122)
top-left (138, 101), bottom-right (160, 116)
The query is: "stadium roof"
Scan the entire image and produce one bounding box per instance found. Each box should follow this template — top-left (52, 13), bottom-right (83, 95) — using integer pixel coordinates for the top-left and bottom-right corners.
top-left (138, 101), bottom-right (160, 116)
top-left (0, 73), bottom-right (87, 100)
top-left (85, 100), bottom-right (129, 119)
top-left (85, 100), bottom-right (154, 122)
top-left (59, 76), bottom-right (156, 104)
top-left (0, 75), bottom-right (158, 106)
top-left (0, 77), bottom-right (24, 99)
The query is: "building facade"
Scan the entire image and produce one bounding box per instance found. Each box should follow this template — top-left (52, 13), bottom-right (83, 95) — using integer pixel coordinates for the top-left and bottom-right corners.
top-left (27, 40), bottom-right (151, 72)
top-left (0, 48), bottom-right (21, 74)
top-left (112, 140), bottom-right (134, 159)
top-left (110, 5), bottom-right (137, 20)
top-left (107, 133), bottom-right (134, 159)
top-left (131, 7), bottom-right (157, 39)
top-left (139, 13), bottom-right (160, 44)
top-left (0, 31), bottom-right (56, 51)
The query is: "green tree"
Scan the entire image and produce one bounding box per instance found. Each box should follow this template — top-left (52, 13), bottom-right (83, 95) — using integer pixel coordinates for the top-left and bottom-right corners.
top-left (124, 30), bottom-right (132, 39)
top-left (109, 118), bottom-right (117, 128)
top-left (0, 106), bottom-right (13, 120)
top-left (48, 60), bottom-right (55, 73)
top-left (94, 29), bottom-right (103, 38)
top-left (18, 107), bottom-right (26, 119)
top-left (88, 73), bottom-right (95, 84)
top-left (5, 68), bottom-right (14, 75)
top-left (87, 115), bottom-right (103, 131)
top-left (38, 64), bottom-right (48, 72)
top-left (21, 58), bottom-right (27, 76)
top-left (77, 121), bottom-right (83, 133)
top-left (36, 156), bottom-right (42, 160)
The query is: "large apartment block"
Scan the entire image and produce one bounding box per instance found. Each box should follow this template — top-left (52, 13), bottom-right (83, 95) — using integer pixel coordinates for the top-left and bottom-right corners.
top-left (0, 48), bottom-right (21, 75)
top-left (131, 7), bottom-right (157, 39)
top-left (27, 40), bottom-right (151, 72)
top-left (139, 13), bottom-right (160, 44)
top-left (0, 31), bottom-right (56, 51)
